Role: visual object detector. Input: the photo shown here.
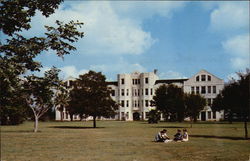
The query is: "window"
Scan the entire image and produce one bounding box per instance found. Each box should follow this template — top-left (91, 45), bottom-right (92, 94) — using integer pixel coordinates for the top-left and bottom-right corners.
top-left (121, 89), bottom-right (124, 96)
top-left (150, 88), bottom-right (153, 95)
top-left (111, 90), bottom-right (115, 96)
top-left (121, 78), bottom-right (124, 84)
top-left (138, 89), bottom-right (140, 96)
top-left (126, 89), bottom-right (129, 96)
top-left (146, 112), bottom-right (149, 119)
top-left (145, 77), bottom-right (149, 84)
top-left (191, 86), bottom-right (195, 94)
top-left (141, 89), bottom-right (143, 95)
top-left (126, 100), bottom-right (129, 107)
top-left (201, 75), bottom-right (206, 81)
top-left (135, 79), bottom-right (138, 84)
top-left (201, 86), bottom-right (206, 94)
top-left (126, 112), bottom-right (129, 119)
top-left (138, 101), bottom-right (140, 107)
top-left (132, 79), bottom-right (135, 85)
top-left (134, 89), bottom-right (137, 96)
top-left (213, 86), bottom-right (216, 94)
top-left (208, 75), bottom-right (211, 81)
top-left (134, 100), bottom-right (137, 107)
top-left (145, 100), bottom-right (149, 107)
top-left (145, 88), bottom-right (149, 95)
top-left (196, 76), bottom-right (199, 81)
top-left (121, 100), bottom-right (124, 107)
top-left (208, 86), bottom-right (211, 93)
top-left (138, 79), bottom-right (140, 84)
top-left (196, 86), bottom-right (200, 94)
top-left (208, 111), bottom-right (211, 119)
top-left (213, 111), bottom-right (216, 119)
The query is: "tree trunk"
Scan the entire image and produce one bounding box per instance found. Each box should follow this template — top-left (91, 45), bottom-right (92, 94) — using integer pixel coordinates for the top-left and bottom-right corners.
top-left (34, 116), bottom-right (39, 133)
top-left (60, 111), bottom-right (64, 122)
top-left (93, 116), bottom-right (96, 128)
top-left (193, 115), bottom-right (197, 122)
top-left (190, 117), bottom-right (193, 128)
top-left (244, 119), bottom-right (248, 139)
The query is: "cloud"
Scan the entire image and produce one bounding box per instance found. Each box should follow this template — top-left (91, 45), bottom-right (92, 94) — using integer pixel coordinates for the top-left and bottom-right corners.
top-left (90, 58), bottom-right (146, 74)
top-left (222, 34), bottom-right (249, 69)
top-left (159, 71), bottom-right (187, 79)
top-left (59, 66), bottom-right (88, 79)
top-left (21, 1), bottom-right (186, 55)
top-left (210, 2), bottom-right (249, 32)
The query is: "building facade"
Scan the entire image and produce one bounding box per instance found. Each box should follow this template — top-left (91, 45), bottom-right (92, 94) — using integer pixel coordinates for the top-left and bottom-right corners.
top-left (55, 69), bottom-right (224, 121)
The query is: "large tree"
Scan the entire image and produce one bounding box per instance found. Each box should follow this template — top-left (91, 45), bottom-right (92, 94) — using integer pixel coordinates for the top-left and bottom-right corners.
top-left (68, 71), bottom-right (118, 128)
top-left (151, 84), bottom-right (185, 122)
top-left (212, 69), bottom-right (249, 139)
top-left (23, 67), bottom-right (61, 132)
top-left (0, 0), bottom-right (83, 125)
top-left (184, 93), bottom-right (206, 123)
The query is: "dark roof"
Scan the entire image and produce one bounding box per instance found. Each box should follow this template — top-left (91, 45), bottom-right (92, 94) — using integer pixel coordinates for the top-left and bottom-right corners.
top-left (106, 81), bottom-right (118, 86)
top-left (155, 79), bottom-right (188, 85)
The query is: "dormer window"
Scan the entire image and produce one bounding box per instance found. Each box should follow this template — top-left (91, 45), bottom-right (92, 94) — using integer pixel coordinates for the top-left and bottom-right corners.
top-left (201, 75), bottom-right (206, 81)
top-left (207, 75), bottom-right (211, 81)
top-left (196, 76), bottom-right (199, 81)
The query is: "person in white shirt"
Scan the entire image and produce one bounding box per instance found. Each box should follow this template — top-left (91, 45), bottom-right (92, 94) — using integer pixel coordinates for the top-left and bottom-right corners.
top-left (182, 129), bottom-right (189, 142)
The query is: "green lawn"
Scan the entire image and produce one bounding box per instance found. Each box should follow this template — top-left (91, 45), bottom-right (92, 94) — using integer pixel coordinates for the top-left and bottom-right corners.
top-left (1, 121), bottom-right (250, 161)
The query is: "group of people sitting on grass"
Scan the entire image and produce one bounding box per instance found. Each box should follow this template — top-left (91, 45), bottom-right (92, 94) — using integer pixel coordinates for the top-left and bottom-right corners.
top-left (155, 129), bottom-right (189, 143)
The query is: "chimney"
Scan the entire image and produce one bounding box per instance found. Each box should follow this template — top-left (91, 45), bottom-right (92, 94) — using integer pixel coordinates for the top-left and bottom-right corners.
top-left (154, 69), bottom-right (158, 74)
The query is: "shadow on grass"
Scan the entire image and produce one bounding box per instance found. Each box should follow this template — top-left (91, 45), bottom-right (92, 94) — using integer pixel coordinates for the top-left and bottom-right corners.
top-left (1, 130), bottom-right (39, 133)
top-left (190, 135), bottom-right (250, 140)
top-left (49, 126), bottom-right (105, 129)
top-left (152, 126), bottom-right (188, 129)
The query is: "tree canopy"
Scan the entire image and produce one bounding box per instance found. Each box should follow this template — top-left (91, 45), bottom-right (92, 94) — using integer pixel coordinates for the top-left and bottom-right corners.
top-left (212, 69), bottom-right (249, 139)
top-left (0, 0), bottom-right (83, 126)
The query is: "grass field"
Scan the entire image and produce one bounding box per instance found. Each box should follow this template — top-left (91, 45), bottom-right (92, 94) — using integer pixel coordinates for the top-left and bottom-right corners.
top-left (1, 121), bottom-right (250, 161)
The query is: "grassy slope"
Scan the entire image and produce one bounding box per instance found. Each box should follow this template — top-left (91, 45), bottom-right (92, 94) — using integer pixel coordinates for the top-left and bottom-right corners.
top-left (1, 121), bottom-right (250, 161)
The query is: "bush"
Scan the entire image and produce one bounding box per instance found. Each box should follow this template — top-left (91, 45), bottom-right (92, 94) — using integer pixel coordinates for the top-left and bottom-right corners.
top-left (148, 110), bottom-right (161, 124)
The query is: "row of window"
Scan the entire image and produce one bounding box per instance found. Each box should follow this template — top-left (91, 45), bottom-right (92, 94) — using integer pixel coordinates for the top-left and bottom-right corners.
top-left (197, 111), bottom-right (216, 119)
top-left (191, 86), bottom-right (216, 94)
top-left (120, 100), bottom-right (151, 107)
top-left (196, 75), bottom-right (211, 82)
top-left (120, 77), bottom-right (149, 85)
top-left (111, 88), bottom-right (154, 97)
top-left (120, 112), bottom-right (150, 119)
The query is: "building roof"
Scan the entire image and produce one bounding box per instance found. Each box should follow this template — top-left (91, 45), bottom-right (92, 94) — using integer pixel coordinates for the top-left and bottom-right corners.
top-left (155, 79), bottom-right (188, 85)
top-left (106, 81), bottom-right (118, 86)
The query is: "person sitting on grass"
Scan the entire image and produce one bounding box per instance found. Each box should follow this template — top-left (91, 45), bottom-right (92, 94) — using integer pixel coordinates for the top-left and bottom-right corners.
top-left (155, 129), bottom-right (168, 142)
top-left (173, 129), bottom-right (182, 142)
top-left (182, 129), bottom-right (189, 142)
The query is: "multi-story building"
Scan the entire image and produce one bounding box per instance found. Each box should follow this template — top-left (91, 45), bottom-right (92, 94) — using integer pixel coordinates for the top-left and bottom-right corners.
top-left (55, 69), bottom-right (224, 121)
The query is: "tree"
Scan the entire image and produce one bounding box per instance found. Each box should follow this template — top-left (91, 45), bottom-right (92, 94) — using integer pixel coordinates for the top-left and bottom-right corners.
top-left (184, 93), bottom-right (206, 125)
top-left (68, 71), bottom-right (118, 128)
top-left (152, 84), bottom-right (185, 122)
top-left (24, 67), bottom-right (61, 132)
top-left (212, 69), bottom-right (249, 139)
top-left (151, 85), bottom-right (169, 121)
top-left (0, 0), bottom-right (83, 125)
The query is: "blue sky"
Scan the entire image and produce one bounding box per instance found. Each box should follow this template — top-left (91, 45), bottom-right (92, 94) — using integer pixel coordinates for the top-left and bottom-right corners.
top-left (21, 1), bottom-right (249, 81)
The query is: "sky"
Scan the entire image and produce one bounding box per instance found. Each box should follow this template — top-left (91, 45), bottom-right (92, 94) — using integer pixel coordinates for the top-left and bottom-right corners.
top-left (20, 1), bottom-right (249, 81)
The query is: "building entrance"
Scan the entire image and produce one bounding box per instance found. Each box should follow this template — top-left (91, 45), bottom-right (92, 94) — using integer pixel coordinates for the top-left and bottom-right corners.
top-left (201, 112), bottom-right (206, 121)
top-left (133, 112), bottom-right (140, 121)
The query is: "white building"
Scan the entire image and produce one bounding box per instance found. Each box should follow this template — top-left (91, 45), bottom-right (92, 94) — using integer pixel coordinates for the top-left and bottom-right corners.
top-left (55, 69), bottom-right (224, 121)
